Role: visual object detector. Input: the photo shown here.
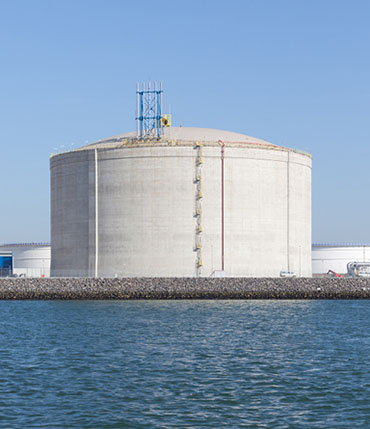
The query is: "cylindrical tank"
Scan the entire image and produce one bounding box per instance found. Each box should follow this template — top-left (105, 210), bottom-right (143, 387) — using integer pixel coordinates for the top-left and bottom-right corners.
top-left (312, 244), bottom-right (370, 275)
top-left (50, 127), bottom-right (312, 277)
top-left (0, 243), bottom-right (51, 277)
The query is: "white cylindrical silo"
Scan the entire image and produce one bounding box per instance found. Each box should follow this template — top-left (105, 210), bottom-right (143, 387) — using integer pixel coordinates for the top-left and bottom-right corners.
top-left (0, 243), bottom-right (51, 277)
top-left (312, 244), bottom-right (370, 275)
top-left (50, 127), bottom-right (312, 277)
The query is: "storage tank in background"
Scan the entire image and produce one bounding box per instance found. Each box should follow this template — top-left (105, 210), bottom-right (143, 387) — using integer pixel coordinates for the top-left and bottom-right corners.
top-left (312, 244), bottom-right (370, 275)
top-left (50, 127), bottom-right (312, 277)
top-left (0, 243), bottom-right (50, 277)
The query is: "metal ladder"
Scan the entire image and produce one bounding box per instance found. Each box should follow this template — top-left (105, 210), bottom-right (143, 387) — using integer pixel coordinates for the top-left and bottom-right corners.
top-left (194, 142), bottom-right (203, 276)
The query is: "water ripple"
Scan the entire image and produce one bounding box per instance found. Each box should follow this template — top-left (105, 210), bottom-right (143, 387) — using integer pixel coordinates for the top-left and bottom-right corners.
top-left (0, 300), bottom-right (369, 427)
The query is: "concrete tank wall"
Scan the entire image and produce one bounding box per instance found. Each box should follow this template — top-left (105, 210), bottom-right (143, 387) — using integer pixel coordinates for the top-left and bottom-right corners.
top-left (50, 140), bottom-right (312, 277)
top-left (50, 150), bottom-right (95, 277)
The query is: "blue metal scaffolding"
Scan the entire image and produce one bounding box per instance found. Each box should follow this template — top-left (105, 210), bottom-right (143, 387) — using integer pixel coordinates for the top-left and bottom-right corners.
top-left (136, 81), bottom-right (163, 139)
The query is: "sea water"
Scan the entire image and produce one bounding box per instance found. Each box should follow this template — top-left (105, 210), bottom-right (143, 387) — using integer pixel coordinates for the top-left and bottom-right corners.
top-left (0, 300), bottom-right (370, 428)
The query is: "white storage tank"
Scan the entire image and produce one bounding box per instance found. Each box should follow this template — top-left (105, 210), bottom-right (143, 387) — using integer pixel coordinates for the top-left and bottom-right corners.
top-left (312, 244), bottom-right (370, 275)
top-left (50, 127), bottom-right (312, 277)
top-left (0, 243), bottom-right (51, 277)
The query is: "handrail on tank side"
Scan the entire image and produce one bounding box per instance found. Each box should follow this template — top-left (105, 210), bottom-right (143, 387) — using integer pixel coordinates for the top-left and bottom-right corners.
top-left (347, 261), bottom-right (370, 277)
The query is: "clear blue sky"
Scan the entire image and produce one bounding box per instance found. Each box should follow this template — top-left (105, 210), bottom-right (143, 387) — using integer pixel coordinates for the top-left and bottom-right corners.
top-left (1, 0), bottom-right (369, 244)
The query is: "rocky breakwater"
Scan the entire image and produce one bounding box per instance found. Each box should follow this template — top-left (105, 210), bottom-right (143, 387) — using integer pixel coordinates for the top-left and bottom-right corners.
top-left (0, 277), bottom-right (370, 299)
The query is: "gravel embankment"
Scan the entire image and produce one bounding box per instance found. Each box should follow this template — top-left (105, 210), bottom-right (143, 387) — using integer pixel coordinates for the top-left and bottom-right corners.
top-left (0, 277), bottom-right (370, 299)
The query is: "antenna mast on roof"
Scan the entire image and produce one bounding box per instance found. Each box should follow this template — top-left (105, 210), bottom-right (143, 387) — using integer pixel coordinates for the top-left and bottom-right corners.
top-left (136, 81), bottom-right (163, 139)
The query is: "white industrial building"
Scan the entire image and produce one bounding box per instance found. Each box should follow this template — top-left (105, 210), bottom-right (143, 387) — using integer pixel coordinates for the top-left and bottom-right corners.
top-left (0, 243), bottom-right (51, 277)
top-left (50, 127), bottom-right (312, 278)
top-left (312, 244), bottom-right (370, 275)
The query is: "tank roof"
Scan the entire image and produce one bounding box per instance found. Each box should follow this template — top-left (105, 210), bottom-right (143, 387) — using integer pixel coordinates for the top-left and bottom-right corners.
top-left (0, 243), bottom-right (50, 248)
top-left (53, 126), bottom-right (311, 159)
top-left (313, 243), bottom-right (370, 248)
top-left (82, 127), bottom-right (277, 150)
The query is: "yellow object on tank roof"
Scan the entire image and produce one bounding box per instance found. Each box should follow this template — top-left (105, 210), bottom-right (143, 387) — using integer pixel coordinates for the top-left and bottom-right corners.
top-left (161, 114), bottom-right (172, 127)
